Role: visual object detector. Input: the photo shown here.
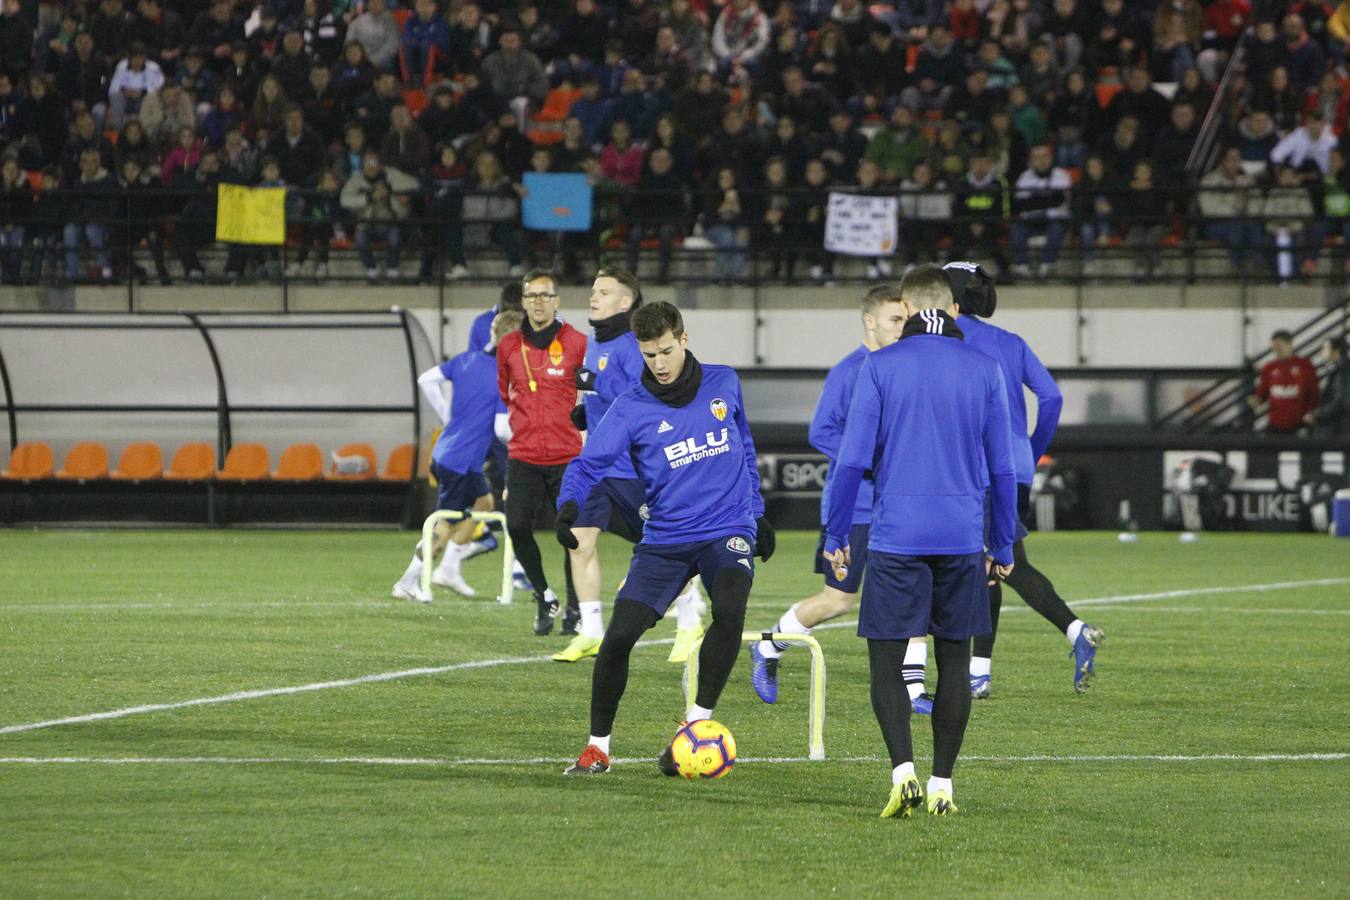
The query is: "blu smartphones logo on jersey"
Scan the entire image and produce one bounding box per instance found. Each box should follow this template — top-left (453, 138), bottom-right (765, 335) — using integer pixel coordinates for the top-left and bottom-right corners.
top-left (664, 428), bottom-right (731, 469)
top-left (710, 398), bottom-right (728, 421)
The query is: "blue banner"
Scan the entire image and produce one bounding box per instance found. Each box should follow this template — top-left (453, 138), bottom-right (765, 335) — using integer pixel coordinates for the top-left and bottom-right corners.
top-left (522, 173), bottom-right (593, 232)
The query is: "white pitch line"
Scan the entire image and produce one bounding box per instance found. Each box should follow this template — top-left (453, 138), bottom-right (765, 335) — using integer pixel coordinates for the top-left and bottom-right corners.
top-left (5, 578), bottom-right (1346, 615)
top-left (0, 752), bottom-right (1343, 767)
top-left (2, 577), bottom-right (1346, 738)
top-left (1069, 606), bottom-right (1350, 616)
top-left (1067, 577), bottom-right (1350, 608)
top-left (0, 620), bottom-right (861, 737)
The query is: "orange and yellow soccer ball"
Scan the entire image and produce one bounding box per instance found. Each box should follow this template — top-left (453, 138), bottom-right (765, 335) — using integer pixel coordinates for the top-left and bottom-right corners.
top-left (670, 719), bottom-right (737, 780)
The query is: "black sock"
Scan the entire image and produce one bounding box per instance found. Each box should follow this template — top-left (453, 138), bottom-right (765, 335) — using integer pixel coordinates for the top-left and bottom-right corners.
top-left (589, 600), bottom-right (660, 737)
top-left (508, 523), bottom-right (549, 595)
top-left (1003, 540), bottom-right (1077, 634)
top-left (868, 639), bottom-right (913, 768)
top-left (931, 637), bottom-right (973, 779)
top-left (971, 580), bottom-right (1001, 659)
top-left (562, 552), bottom-right (579, 614)
top-left (693, 570), bottom-right (751, 710)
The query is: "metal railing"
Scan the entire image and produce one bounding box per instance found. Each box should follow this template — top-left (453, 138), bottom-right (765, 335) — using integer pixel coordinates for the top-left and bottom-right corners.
top-left (1, 184), bottom-right (1345, 301)
top-left (1156, 293), bottom-right (1350, 432)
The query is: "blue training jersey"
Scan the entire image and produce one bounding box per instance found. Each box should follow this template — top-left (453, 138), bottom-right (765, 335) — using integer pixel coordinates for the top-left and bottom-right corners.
top-left (560, 363), bottom-right (764, 545)
top-left (582, 329), bottom-right (644, 481)
top-left (467, 306), bottom-right (495, 352)
top-left (827, 333), bottom-right (1018, 563)
top-left (811, 344), bottom-right (874, 526)
top-left (961, 316), bottom-right (1063, 485)
top-left (431, 349), bottom-right (505, 474)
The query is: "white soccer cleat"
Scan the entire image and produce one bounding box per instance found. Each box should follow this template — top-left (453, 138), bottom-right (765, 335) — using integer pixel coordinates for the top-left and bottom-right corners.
top-left (392, 579), bottom-right (432, 604)
top-left (431, 570), bottom-right (476, 596)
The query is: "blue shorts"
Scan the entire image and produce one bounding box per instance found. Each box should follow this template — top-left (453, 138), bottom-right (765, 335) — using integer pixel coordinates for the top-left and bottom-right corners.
top-left (858, 551), bottom-right (991, 641)
top-left (432, 462), bottom-right (490, 512)
top-left (813, 523), bottom-right (869, 593)
top-left (984, 483), bottom-right (1031, 546)
top-left (575, 476), bottom-right (646, 541)
top-left (616, 533), bottom-right (755, 614)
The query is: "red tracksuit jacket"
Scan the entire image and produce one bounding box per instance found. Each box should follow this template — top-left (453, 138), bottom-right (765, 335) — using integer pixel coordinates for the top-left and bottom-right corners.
top-left (1257, 355), bottom-right (1320, 431)
top-left (497, 322), bottom-right (587, 465)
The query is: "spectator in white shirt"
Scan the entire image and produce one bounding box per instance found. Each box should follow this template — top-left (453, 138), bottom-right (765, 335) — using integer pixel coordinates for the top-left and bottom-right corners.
top-left (107, 42), bottom-right (165, 127)
top-left (1269, 109), bottom-right (1337, 181)
top-left (1010, 144), bottom-right (1072, 278)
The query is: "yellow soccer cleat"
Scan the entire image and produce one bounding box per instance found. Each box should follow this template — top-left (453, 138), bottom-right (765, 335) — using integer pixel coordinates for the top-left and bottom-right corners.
top-left (927, 790), bottom-right (958, 816)
top-left (667, 625), bottom-right (705, 663)
top-left (880, 774), bottom-right (924, 819)
top-left (552, 634), bottom-right (601, 662)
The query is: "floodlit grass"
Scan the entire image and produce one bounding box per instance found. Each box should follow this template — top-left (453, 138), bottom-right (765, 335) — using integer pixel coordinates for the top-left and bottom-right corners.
top-left (1, 529), bottom-right (1347, 896)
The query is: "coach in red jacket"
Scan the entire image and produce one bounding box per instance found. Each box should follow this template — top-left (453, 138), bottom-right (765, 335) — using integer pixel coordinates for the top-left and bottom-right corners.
top-left (1249, 329), bottom-right (1320, 435)
top-left (498, 268), bottom-right (589, 636)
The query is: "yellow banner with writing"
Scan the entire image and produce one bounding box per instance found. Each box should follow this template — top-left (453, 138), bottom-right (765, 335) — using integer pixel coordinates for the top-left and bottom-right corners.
top-left (215, 183), bottom-right (286, 245)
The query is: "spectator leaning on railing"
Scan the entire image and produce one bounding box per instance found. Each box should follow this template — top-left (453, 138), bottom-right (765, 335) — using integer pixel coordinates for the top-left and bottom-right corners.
top-left (1010, 144), bottom-right (1071, 279)
top-left (1198, 146), bottom-right (1264, 271)
top-left (339, 148), bottom-right (417, 282)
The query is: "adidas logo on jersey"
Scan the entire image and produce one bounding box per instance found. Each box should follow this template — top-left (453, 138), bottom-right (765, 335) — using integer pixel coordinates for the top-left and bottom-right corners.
top-left (657, 420), bottom-right (674, 433)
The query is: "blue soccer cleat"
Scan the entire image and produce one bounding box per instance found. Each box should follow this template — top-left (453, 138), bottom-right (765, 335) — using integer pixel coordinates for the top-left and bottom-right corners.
top-left (970, 674), bottom-right (991, 700)
top-left (911, 693), bottom-right (934, 716)
top-left (749, 643), bottom-right (779, 704)
top-left (512, 560), bottom-right (534, 593)
top-left (461, 532), bottom-right (498, 561)
top-left (1072, 625), bottom-right (1105, 693)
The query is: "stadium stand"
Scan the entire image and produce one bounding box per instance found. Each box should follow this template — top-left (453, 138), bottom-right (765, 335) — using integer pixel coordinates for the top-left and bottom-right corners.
top-left (1, 0), bottom-right (1349, 287)
top-left (109, 441), bottom-right (164, 480)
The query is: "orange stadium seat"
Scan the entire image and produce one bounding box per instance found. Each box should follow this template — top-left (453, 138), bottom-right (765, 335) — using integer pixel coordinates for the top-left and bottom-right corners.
top-left (216, 443), bottom-right (271, 481)
top-left (327, 442), bottom-right (377, 480)
top-left (110, 442), bottom-right (164, 480)
top-left (164, 442), bottom-right (216, 480)
top-left (273, 443), bottom-right (324, 480)
top-left (56, 442), bottom-right (109, 480)
top-left (381, 443), bottom-right (415, 481)
top-left (2, 441), bottom-right (54, 479)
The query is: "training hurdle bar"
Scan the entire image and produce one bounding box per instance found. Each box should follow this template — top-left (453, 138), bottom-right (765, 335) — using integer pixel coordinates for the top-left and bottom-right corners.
top-left (685, 631), bottom-right (827, 761)
top-left (421, 510), bottom-right (515, 604)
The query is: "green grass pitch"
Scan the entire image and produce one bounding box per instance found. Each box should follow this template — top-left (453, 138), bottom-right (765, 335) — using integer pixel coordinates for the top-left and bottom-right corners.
top-left (1, 529), bottom-right (1347, 896)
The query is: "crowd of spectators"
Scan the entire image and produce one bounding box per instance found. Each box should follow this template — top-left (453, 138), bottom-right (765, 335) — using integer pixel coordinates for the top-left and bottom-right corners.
top-left (5, 0), bottom-right (1350, 284)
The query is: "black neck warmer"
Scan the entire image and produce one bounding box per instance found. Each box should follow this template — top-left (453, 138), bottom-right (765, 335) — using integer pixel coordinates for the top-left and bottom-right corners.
top-left (590, 310), bottom-right (632, 343)
top-left (901, 309), bottom-right (964, 341)
top-left (642, 351), bottom-right (703, 407)
top-left (522, 317), bottom-right (562, 349)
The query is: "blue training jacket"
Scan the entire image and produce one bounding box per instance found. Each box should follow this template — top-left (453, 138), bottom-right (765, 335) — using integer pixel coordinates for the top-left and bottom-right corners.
top-left (581, 329), bottom-right (644, 481)
top-left (960, 316), bottom-right (1063, 484)
top-left (467, 306), bottom-right (495, 352)
top-left (559, 363), bottom-right (764, 545)
top-left (811, 345), bottom-right (874, 526)
top-left (431, 349), bottom-right (506, 474)
top-left (825, 333), bottom-right (1019, 565)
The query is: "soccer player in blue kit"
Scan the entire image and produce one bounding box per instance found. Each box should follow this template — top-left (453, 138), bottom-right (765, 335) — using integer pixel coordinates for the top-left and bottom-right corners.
top-left (824, 265), bottom-right (1018, 817)
top-left (554, 301), bottom-right (775, 776)
top-left (747, 285), bottom-right (932, 708)
top-left (944, 261), bottom-right (1104, 694)
top-left (554, 267), bottom-right (706, 663)
top-left (392, 310), bottom-right (521, 602)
